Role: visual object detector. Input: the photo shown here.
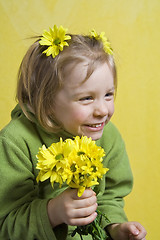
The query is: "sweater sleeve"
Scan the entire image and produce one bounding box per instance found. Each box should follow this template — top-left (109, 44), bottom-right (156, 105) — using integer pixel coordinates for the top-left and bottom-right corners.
top-left (96, 122), bottom-right (133, 228)
top-left (0, 136), bottom-right (68, 240)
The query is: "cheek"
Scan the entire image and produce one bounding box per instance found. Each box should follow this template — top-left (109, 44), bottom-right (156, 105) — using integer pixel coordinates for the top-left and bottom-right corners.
top-left (109, 102), bottom-right (115, 117)
top-left (69, 108), bottom-right (87, 122)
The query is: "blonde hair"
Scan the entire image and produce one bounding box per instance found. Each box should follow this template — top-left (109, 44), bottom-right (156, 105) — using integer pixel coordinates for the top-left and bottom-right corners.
top-left (16, 34), bottom-right (117, 133)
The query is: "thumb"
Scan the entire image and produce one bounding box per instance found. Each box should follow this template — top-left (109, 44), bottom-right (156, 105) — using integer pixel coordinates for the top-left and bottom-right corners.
top-left (129, 223), bottom-right (140, 236)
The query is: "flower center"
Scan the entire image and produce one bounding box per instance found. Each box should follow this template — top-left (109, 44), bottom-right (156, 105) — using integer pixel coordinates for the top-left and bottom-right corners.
top-left (77, 151), bottom-right (85, 156)
top-left (71, 164), bottom-right (76, 172)
top-left (54, 38), bottom-right (61, 45)
top-left (55, 153), bottom-right (64, 160)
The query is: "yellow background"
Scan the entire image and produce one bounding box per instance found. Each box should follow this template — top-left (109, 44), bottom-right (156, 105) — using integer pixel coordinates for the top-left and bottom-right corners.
top-left (0, 0), bottom-right (160, 239)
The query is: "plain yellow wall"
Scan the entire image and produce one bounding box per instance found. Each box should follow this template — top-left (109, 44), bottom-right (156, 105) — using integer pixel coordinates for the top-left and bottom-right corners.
top-left (1, 0), bottom-right (160, 239)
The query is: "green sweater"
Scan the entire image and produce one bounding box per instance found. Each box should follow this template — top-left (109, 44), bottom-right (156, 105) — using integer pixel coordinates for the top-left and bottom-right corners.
top-left (0, 105), bottom-right (133, 240)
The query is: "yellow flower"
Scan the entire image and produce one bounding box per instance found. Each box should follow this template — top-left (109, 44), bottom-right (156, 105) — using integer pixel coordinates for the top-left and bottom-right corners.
top-left (36, 138), bottom-right (72, 187)
top-left (64, 136), bottom-right (109, 197)
top-left (39, 25), bottom-right (71, 58)
top-left (36, 136), bottom-right (109, 197)
top-left (90, 29), bottom-right (113, 55)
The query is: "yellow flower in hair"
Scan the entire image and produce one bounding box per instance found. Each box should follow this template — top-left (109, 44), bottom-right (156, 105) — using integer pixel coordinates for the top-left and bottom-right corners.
top-left (39, 25), bottom-right (71, 58)
top-left (90, 29), bottom-right (113, 55)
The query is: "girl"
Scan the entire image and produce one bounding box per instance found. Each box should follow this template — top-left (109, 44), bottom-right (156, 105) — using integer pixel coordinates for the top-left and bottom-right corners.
top-left (0, 25), bottom-right (146, 240)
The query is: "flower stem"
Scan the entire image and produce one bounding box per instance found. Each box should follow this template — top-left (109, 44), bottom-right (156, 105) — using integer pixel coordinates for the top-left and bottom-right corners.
top-left (71, 209), bottom-right (110, 240)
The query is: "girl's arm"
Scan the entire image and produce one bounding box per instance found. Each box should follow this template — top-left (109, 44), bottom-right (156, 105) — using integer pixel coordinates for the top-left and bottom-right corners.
top-left (0, 136), bottom-right (63, 240)
top-left (96, 123), bottom-right (133, 227)
top-left (96, 123), bottom-right (147, 240)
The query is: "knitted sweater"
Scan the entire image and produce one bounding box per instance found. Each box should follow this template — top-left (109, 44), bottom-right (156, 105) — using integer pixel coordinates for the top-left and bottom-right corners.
top-left (0, 104), bottom-right (133, 240)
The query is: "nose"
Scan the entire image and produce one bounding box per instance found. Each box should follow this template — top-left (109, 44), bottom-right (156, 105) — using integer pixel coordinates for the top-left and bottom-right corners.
top-left (93, 100), bottom-right (109, 117)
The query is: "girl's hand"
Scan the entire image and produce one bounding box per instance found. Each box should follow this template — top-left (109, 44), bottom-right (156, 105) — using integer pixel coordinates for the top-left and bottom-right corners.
top-left (47, 188), bottom-right (97, 228)
top-left (107, 221), bottom-right (147, 240)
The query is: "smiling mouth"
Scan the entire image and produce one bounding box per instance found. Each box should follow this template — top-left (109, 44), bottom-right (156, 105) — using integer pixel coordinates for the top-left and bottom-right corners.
top-left (85, 122), bottom-right (105, 128)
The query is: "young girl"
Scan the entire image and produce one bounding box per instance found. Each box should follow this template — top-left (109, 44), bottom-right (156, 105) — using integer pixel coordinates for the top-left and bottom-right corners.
top-left (0, 25), bottom-right (146, 240)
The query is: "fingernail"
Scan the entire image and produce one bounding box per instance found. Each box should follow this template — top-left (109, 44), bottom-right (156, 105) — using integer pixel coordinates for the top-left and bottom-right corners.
top-left (134, 229), bottom-right (139, 235)
top-left (94, 212), bottom-right (97, 217)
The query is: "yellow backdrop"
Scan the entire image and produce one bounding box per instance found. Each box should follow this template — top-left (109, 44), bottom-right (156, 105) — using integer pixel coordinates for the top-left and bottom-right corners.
top-left (0, 0), bottom-right (160, 239)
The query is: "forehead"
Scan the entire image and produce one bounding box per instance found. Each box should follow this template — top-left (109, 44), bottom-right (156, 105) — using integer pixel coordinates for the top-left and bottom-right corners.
top-left (55, 62), bottom-right (114, 102)
top-left (62, 61), bottom-right (113, 89)
top-left (63, 61), bottom-right (89, 88)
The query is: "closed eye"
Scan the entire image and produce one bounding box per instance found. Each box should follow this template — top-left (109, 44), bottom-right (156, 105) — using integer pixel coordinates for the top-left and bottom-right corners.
top-left (79, 96), bottom-right (93, 101)
top-left (105, 91), bottom-right (114, 99)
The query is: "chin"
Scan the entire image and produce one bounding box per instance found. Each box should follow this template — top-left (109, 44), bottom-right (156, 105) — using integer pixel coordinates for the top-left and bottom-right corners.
top-left (77, 130), bottom-right (103, 140)
top-left (91, 136), bottom-right (101, 141)
top-left (87, 132), bottom-right (103, 141)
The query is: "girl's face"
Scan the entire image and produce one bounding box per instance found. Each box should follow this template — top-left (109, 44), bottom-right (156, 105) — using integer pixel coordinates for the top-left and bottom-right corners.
top-left (54, 62), bottom-right (115, 140)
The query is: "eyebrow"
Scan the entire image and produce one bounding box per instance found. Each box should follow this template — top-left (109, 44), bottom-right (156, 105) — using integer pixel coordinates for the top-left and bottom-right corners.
top-left (72, 87), bottom-right (115, 98)
top-left (71, 91), bottom-right (91, 98)
top-left (108, 87), bottom-right (115, 92)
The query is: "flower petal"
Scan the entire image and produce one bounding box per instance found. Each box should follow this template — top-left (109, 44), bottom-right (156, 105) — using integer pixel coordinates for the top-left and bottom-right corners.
top-left (39, 25), bottom-right (70, 58)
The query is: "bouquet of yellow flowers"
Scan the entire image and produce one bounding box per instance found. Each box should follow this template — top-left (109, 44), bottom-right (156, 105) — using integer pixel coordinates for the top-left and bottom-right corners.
top-left (36, 136), bottom-right (110, 240)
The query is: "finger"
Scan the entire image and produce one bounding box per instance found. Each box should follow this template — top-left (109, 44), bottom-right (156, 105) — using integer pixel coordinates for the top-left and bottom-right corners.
top-left (69, 211), bottom-right (97, 226)
top-left (132, 222), bottom-right (147, 239)
top-left (79, 188), bottom-right (96, 199)
top-left (129, 224), bottom-right (140, 236)
top-left (74, 202), bottom-right (98, 218)
top-left (128, 222), bottom-right (147, 240)
top-left (73, 194), bottom-right (97, 209)
top-left (130, 236), bottom-right (147, 240)
top-left (73, 188), bottom-right (96, 200)
top-left (133, 221), bottom-right (146, 232)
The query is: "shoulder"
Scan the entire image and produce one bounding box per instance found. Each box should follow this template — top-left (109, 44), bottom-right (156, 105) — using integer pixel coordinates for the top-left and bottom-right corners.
top-left (0, 105), bottom-right (43, 159)
top-left (0, 111), bottom-right (36, 143)
top-left (0, 106), bottom-right (58, 158)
